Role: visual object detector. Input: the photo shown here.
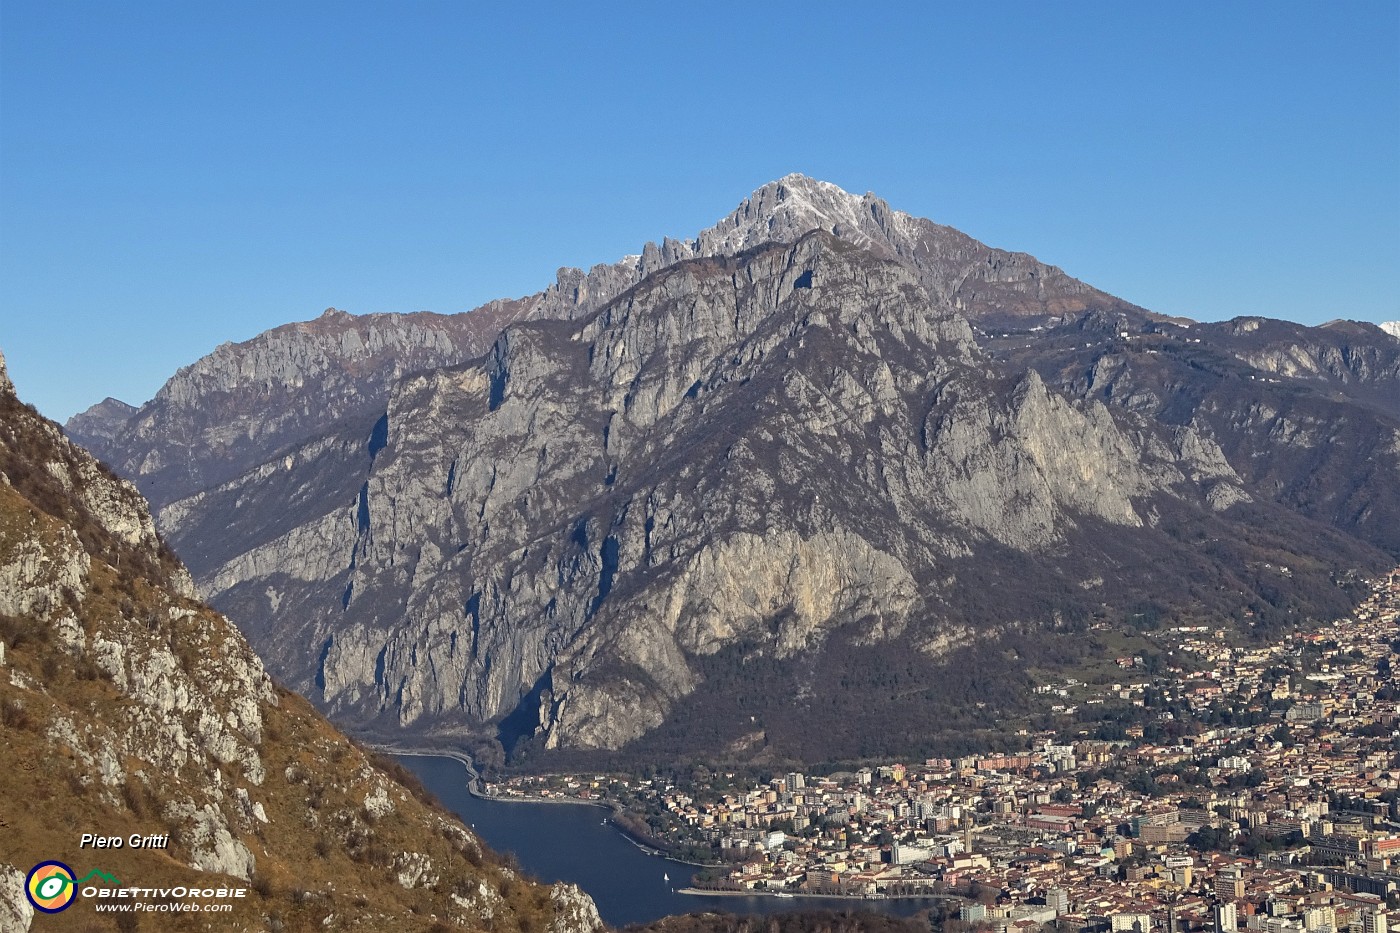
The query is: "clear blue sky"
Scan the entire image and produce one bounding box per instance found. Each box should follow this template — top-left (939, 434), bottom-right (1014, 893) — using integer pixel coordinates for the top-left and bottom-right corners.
top-left (2, 1), bottom-right (1397, 421)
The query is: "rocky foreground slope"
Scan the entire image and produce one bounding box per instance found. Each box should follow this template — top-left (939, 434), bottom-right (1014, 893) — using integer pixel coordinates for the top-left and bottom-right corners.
top-left (65, 176), bottom-right (1400, 765)
top-left (0, 348), bottom-right (603, 932)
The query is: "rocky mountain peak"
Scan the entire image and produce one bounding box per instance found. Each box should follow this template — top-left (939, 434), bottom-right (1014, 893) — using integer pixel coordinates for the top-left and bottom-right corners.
top-left (0, 347), bottom-right (10, 396)
top-left (527, 174), bottom-right (1122, 330)
top-left (64, 396), bottom-right (138, 446)
top-left (693, 173), bottom-right (910, 258)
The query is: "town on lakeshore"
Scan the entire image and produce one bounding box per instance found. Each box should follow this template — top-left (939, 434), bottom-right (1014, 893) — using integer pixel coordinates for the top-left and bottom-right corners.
top-left (483, 570), bottom-right (1400, 931)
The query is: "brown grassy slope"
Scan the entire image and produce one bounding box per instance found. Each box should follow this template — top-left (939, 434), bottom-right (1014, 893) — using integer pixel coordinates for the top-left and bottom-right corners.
top-left (0, 377), bottom-right (601, 933)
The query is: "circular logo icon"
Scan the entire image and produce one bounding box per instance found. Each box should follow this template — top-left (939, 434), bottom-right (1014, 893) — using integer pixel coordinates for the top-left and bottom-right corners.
top-left (25, 861), bottom-right (76, 913)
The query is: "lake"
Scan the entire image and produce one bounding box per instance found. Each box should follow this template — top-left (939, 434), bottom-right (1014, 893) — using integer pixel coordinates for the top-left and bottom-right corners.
top-left (397, 754), bottom-right (939, 927)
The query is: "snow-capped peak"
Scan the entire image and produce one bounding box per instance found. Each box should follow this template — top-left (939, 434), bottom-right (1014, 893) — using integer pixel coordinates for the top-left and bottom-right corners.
top-left (693, 174), bottom-right (916, 259)
top-left (531, 175), bottom-right (931, 323)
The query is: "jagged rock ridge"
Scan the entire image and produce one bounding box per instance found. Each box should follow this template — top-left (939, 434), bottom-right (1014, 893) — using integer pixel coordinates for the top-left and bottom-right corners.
top-left (68, 304), bottom-right (537, 508)
top-left (527, 173), bottom-right (1136, 331)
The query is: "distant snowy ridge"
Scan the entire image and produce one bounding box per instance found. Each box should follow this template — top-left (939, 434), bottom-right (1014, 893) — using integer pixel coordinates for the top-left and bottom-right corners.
top-left (1382, 321), bottom-right (1400, 340)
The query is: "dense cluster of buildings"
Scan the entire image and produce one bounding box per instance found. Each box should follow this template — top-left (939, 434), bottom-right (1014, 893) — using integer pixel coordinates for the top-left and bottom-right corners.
top-left (491, 570), bottom-right (1400, 931)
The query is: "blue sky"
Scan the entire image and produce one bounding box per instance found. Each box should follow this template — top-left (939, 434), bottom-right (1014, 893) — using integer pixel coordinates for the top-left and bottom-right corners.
top-left (2, 2), bottom-right (1397, 421)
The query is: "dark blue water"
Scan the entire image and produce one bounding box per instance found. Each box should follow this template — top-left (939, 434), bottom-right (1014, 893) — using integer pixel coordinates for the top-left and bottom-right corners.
top-left (398, 754), bottom-right (937, 927)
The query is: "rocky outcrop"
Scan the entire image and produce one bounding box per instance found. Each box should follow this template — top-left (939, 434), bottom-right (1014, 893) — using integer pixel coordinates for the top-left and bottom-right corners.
top-left (0, 505), bottom-right (89, 618)
top-left (551, 883), bottom-right (605, 933)
top-left (0, 356), bottom-right (603, 933)
top-left (989, 310), bottom-right (1400, 554)
top-left (0, 866), bottom-right (32, 933)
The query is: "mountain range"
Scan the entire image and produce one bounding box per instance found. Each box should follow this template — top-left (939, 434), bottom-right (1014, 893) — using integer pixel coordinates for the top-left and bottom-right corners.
top-left (66, 175), bottom-right (1400, 765)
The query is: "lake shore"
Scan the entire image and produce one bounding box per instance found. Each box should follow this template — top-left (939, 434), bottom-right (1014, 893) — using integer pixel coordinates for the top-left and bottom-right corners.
top-left (397, 754), bottom-right (941, 926)
top-left (374, 745), bottom-right (609, 806)
top-left (375, 747), bottom-right (602, 808)
top-left (370, 744), bottom-right (488, 795)
top-left (677, 888), bottom-right (938, 903)
top-left (377, 750), bottom-right (936, 895)
top-left (478, 791), bottom-right (614, 808)
top-left (383, 750), bottom-right (722, 869)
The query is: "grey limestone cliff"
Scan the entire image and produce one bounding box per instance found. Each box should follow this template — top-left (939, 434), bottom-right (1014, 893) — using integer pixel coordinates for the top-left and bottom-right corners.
top-left (988, 311), bottom-right (1400, 554)
top-left (167, 232), bottom-right (1379, 758)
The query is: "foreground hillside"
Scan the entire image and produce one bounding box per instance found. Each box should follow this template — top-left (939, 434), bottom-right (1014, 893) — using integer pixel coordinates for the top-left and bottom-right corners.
top-left (0, 348), bottom-right (603, 932)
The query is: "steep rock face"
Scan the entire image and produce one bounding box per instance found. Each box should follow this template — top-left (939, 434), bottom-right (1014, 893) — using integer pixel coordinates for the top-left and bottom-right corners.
top-left (1214, 318), bottom-right (1400, 407)
top-left (180, 234), bottom-right (1382, 758)
top-left (987, 312), bottom-right (1400, 554)
top-left (0, 867), bottom-right (31, 933)
top-left (0, 349), bottom-right (602, 933)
